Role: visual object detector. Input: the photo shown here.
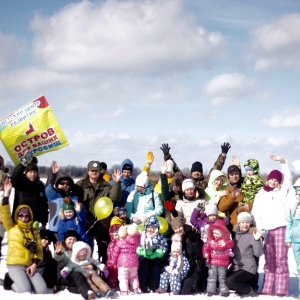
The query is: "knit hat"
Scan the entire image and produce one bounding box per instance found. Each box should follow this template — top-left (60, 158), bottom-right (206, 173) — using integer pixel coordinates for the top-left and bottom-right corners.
top-left (87, 160), bottom-right (101, 171)
top-left (39, 229), bottom-right (56, 244)
top-left (170, 216), bottom-right (185, 230)
top-left (171, 234), bottom-right (182, 253)
top-left (62, 197), bottom-right (75, 211)
top-left (122, 163), bottom-right (133, 172)
top-left (113, 206), bottom-right (127, 217)
top-left (100, 162), bottom-right (107, 170)
top-left (64, 229), bottom-right (79, 241)
top-left (182, 178), bottom-right (195, 191)
top-left (25, 162), bottom-right (38, 173)
top-left (135, 171), bottom-right (149, 188)
top-left (166, 160), bottom-right (175, 175)
top-left (227, 165), bottom-right (240, 175)
top-left (267, 170), bottom-right (283, 184)
top-left (237, 212), bottom-right (252, 224)
top-left (191, 161), bottom-right (203, 174)
top-left (205, 204), bottom-right (218, 216)
top-left (144, 215), bottom-right (160, 231)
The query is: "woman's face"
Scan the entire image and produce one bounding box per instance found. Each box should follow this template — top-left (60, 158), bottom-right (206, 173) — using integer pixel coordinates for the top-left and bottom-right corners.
top-left (239, 221), bottom-right (250, 231)
top-left (58, 180), bottom-right (70, 192)
top-left (268, 178), bottom-right (279, 188)
top-left (184, 187), bottom-right (195, 197)
top-left (26, 170), bottom-right (38, 182)
top-left (214, 177), bottom-right (224, 189)
top-left (173, 226), bottom-right (184, 236)
top-left (64, 237), bottom-right (77, 250)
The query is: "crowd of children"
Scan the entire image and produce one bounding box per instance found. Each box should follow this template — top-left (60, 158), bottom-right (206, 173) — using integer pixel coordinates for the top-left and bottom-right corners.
top-left (0, 145), bottom-right (300, 299)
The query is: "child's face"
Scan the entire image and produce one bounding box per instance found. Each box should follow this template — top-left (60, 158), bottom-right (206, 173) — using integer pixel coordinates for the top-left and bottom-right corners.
top-left (112, 232), bottom-right (119, 240)
top-left (173, 226), bottom-right (184, 236)
top-left (77, 252), bottom-right (87, 261)
top-left (184, 188), bottom-right (195, 197)
top-left (213, 177), bottom-right (224, 188)
top-left (239, 221), bottom-right (250, 231)
top-left (246, 170), bottom-right (254, 176)
top-left (212, 230), bottom-right (222, 240)
top-left (64, 210), bottom-right (74, 219)
top-left (172, 250), bottom-right (180, 259)
top-left (120, 213), bottom-right (127, 220)
top-left (146, 225), bottom-right (156, 234)
top-left (208, 215), bottom-right (218, 222)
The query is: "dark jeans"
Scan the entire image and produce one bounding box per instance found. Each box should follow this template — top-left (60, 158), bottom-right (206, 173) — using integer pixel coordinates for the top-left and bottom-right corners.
top-left (180, 267), bottom-right (208, 295)
top-left (138, 257), bottom-right (163, 293)
top-left (225, 269), bottom-right (255, 295)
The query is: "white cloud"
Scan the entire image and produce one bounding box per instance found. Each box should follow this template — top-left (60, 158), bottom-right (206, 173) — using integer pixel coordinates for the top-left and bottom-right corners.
top-left (262, 107), bottom-right (300, 127)
top-left (250, 13), bottom-right (300, 71)
top-left (30, 0), bottom-right (225, 74)
top-left (0, 32), bottom-right (24, 71)
top-left (266, 136), bottom-right (296, 147)
top-left (293, 160), bottom-right (300, 171)
top-left (202, 73), bottom-right (256, 105)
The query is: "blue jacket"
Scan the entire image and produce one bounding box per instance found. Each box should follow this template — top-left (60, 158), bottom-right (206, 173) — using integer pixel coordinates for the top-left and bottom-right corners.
top-left (110, 159), bottom-right (135, 207)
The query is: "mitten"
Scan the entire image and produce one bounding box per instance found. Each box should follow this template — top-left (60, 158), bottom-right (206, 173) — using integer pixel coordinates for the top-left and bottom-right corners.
top-left (146, 249), bottom-right (152, 256)
top-left (160, 143), bottom-right (171, 161)
top-left (165, 266), bottom-right (173, 273)
top-left (150, 249), bottom-right (164, 259)
top-left (146, 151), bottom-right (154, 166)
top-left (164, 200), bottom-right (175, 211)
top-left (221, 142), bottom-right (231, 154)
top-left (196, 202), bottom-right (205, 211)
top-left (98, 263), bottom-right (106, 272)
top-left (61, 270), bottom-right (68, 278)
top-left (136, 246), bottom-right (146, 257)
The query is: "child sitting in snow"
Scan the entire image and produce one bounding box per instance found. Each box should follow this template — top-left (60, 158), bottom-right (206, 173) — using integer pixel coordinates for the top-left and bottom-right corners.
top-left (158, 233), bottom-right (190, 295)
top-left (57, 197), bottom-right (92, 249)
top-left (61, 241), bottom-right (114, 298)
top-left (111, 223), bottom-right (141, 295)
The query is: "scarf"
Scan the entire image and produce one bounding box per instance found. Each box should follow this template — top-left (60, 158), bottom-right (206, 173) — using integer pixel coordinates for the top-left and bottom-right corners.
top-left (140, 230), bottom-right (158, 251)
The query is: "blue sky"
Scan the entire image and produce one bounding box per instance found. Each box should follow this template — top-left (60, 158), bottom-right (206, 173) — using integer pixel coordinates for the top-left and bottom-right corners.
top-left (0, 0), bottom-right (299, 176)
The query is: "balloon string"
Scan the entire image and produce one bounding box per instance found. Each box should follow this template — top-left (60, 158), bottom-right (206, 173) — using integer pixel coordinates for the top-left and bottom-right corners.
top-left (82, 219), bottom-right (98, 238)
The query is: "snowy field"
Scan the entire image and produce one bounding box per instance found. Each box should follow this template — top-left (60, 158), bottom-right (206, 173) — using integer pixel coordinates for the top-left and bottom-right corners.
top-left (0, 186), bottom-right (299, 299)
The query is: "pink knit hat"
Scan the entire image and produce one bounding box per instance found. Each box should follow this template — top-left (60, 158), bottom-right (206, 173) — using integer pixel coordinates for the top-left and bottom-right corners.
top-left (267, 170), bottom-right (282, 184)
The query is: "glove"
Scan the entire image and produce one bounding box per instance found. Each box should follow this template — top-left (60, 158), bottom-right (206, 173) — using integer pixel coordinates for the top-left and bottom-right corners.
top-left (98, 263), bottom-right (106, 272)
top-left (221, 142), bottom-right (231, 154)
top-left (146, 151), bottom-right (154, 166)
top-left (136, 246), bottom-right (147, 257)
top-left (146, 249), bottom-right (152, 256)
top-left (61, 270), bottom-right (68, 278)
top-left (196, 202), bottom-right (205, 211)
top-left (103, 266), bottom-right (109, 279)
top-left (160, 143), bottom-right (171, 161)
top-left (149, 249), bottom-right (164, 259)
top-left (164, 201), bottom-right (175, 211)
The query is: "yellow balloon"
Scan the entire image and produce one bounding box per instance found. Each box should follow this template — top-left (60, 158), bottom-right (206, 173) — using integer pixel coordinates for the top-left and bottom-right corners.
top-left (157, 216), bottom-right (168, 234)
top-left (94, 197), bottom-right (113, 220)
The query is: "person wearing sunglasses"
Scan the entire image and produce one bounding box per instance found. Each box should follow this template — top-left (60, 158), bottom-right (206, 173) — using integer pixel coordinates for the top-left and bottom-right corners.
top-left (1, 177), bottom-right (47, 294)
top-left (45, 160), bottom-right (79, 240)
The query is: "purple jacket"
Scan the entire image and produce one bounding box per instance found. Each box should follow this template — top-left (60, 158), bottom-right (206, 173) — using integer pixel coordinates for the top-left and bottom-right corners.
top-left (111, 233), bottom-right (140, 268)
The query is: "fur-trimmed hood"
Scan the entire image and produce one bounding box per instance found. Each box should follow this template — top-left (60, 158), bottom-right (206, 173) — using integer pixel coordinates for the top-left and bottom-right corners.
top-left (71, 241), bottom-right (92, 262)
top-left (207, 219), bottom-right (231, 241)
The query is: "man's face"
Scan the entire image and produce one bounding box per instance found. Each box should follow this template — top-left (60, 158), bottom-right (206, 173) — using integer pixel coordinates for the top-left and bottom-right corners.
top-left (26, 170), bottom-right (38, 181)
top-left (88, 169), bottom-right (101, 179)
top-left (191, 171), bottom-right (201, 179)
top-left (228, 170), bottom-right (240, 184)
top-left (122, 170), bottom-right (131, 179)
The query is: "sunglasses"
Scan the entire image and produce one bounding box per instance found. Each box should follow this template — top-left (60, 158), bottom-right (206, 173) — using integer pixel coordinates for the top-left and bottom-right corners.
top-left (59, 181), bottom-right (70, 186)
top-left (18, 214), bottom-right (30, 219)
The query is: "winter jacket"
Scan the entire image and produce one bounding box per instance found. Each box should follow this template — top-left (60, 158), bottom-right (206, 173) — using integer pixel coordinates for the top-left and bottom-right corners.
top-left (62, 241), bottom-right (104, 275)
top-left (285, 178), bottom-right (300, 244)
top-left (106, 225), bottom-right (122, 268)
top-left (109, 159), bottom-right (135, 207)
top-left (1, 203), bottom-right (43, 266)
top-left (125, 185), bottom-right (163, 222)
top-left (54, 244), bottom-right (73, 279)
top-left (242, 159), bottom-right (264, 204)
top-left (202, 221), bottom-right (233, 267)
top-left (204, 169), bottom-right (227, 205)
top-left (252, 162), bottom-right (291, 230)
top-left (111, 233), bottom-right (140, 268)
top-left (45, 172), bottom-right (78, 232)
top-left (230, 228), bottom-right (263, 274)
top-left (11, 163), bottom-right (48, 224)
top-left (76, 175), bottom-right (122, 231)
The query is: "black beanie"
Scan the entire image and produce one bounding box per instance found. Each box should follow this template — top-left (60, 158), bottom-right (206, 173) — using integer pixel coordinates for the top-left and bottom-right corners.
top-left (64, 229), bottom-right (79, 241)
top-left (191, 161), bottom-right (203, 173)
top-left (25, 162), bottom-right (38, 173)
top-left (123, 163), bottom-right (133, 172)
top-left (100, 162), bottom-right (107, 170)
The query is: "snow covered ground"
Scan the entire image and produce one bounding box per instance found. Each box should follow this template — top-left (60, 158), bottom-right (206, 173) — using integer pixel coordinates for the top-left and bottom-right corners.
top-left (0, 186), bottom-right (299, 299)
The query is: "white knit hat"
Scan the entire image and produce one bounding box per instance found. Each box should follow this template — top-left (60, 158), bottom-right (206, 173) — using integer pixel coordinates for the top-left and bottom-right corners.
top-left (237, 212), bottom-right (252, 224)
top-left (135, 171), bottom-right (149, 188)
top-left (205, 204), bottom-right (218, 216)
top-left (182, 178), bottom-right (195, 191)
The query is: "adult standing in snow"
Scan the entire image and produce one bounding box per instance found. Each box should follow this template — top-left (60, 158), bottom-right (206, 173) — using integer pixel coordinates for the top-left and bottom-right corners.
top-left (252, 155), bottom-right (291, 296)
top-left (76, 160), bottom-right (122, 263)
top-left (1, 177), bottom-right (47, 294)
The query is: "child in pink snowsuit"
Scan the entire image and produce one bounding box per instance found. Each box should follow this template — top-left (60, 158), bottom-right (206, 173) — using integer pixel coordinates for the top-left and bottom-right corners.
top-left (111, 224), bottom-right (141, 296)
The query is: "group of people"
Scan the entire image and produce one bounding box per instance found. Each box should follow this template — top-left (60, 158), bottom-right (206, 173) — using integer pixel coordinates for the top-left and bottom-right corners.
top-left (0, 142), bottom-right (299, 299)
